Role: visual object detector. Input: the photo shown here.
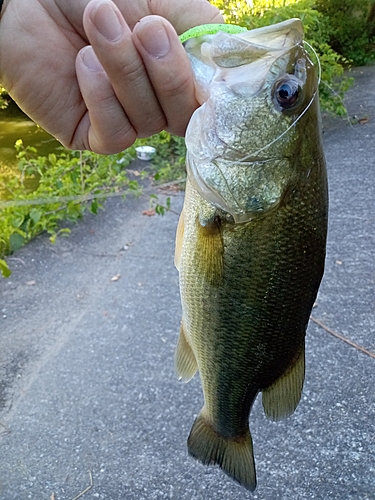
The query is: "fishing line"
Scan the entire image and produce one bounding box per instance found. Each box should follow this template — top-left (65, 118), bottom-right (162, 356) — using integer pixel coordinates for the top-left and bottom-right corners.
top-left (0, 188), bottom-right (133, 209)
top-left (0, 180), bottom-right (184, 209)
top-left (234, 42), bottom-right (322, 164)
top-left (303, 40), bottom-right (322, 85)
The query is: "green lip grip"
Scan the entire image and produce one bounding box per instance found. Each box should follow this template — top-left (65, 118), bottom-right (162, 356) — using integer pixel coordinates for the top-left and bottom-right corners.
top-left (179, 24), bottom-right (247, 43)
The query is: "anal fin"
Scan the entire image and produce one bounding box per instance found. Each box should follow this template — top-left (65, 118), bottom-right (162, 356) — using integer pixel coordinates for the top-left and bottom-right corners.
top-left (262, 343), bottom-right (305, 421)
top-left (174, 319), bottom-right (198, 382)
top-left (188, 411), bottom-right (256, 492)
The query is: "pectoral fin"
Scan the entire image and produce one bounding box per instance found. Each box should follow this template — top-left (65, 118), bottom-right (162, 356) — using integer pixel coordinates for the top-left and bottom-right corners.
top-left (195, 215), bottom-right (224, 286)
top-left (174, 319), bottom-right (198, 382)
top-left (262, 343), bottom-right (305, 421)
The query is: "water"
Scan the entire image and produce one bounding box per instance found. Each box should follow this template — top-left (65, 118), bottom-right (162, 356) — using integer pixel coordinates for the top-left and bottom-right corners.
top-left (0, 101), bottom-right (62, 165)
top-left (0, 101), bottom-right (63, 200)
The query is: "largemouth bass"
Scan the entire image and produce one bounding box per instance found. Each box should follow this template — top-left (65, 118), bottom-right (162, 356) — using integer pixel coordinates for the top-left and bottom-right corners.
top-left (174, 19), bottom-right (328, 491)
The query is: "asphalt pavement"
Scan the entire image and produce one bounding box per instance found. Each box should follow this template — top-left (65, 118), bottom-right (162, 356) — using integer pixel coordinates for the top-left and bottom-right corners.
top-left (0, 65), bottom-right (374, 500)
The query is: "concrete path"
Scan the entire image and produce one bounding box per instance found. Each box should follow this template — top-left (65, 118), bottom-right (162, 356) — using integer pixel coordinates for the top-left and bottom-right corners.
top-left (0, 66), bottom-right (374, 500)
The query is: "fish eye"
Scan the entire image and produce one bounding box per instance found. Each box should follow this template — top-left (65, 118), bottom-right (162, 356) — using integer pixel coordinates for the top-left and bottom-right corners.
top-left (273, 76), bottom-right (301, 110)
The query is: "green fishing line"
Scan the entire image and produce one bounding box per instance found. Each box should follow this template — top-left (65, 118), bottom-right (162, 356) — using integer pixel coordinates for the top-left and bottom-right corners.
top-left (179, 24), bottom-right (247, 43)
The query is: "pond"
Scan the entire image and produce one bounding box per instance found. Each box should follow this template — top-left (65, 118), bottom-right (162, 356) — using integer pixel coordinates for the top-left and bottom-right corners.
top-left (0, 102), bottom-right (63, 200)
top-left (0, 102), bottom-right (62, 165)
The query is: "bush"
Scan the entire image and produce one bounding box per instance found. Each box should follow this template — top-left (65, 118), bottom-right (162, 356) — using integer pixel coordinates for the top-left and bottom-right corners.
top-left (315, 0), bottom-right (375, 66)
top-left (0, 133), bottom-right (187, 276)
top-left (0, 140), bottom-right (138, 264)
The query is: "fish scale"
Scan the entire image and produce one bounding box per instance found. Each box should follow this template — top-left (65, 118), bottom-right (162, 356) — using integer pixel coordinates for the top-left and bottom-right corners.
top-left (174, 19), bottom-right (328, 491)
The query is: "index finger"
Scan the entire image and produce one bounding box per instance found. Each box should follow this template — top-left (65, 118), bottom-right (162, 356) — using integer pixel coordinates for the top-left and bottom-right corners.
top-left (133, 16), bottom-right (198, 137)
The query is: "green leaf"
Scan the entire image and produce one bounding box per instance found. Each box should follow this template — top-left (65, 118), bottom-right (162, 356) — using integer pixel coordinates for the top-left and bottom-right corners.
top-left (9, 232), bottom-right (25, 253)
top-left (49, 232), bottom-right (57, 245)
top-left (11, 214), bottom-right (25, 228)
top-left (90, 200), bottom-right (99, 214)
top-left (0, 259), bottom-right (11, 278)
top-left (48, 153), bottom-right (57, 165)
top-left (30, 208), bottom-right (42, 224)
top-left (155, 204), bottom-right (165, 216)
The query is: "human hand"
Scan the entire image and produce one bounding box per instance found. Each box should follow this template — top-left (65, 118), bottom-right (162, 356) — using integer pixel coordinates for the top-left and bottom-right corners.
top-left (0, 0), bottom-right (223, 153)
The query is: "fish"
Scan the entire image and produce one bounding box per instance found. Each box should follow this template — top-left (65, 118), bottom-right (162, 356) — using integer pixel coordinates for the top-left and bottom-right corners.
top-left (174, 19), bottom-right (328, 491)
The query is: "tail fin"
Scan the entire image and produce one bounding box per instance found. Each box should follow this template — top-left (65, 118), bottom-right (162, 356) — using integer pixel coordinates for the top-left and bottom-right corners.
top-left (187, 412), bottom-right (256, 491)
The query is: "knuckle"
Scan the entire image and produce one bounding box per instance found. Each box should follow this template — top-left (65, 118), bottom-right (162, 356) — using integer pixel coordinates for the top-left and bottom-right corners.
top-left (135, 114), bottom-right (166, 138)
top-left (166, 120), bottom-right (189, 138)
top-left (118, 55), bottom-right (145, 84)
top-left (159, 68), bottom-right (192, 98)
top-left (90, 124), bottom-right (137, 155)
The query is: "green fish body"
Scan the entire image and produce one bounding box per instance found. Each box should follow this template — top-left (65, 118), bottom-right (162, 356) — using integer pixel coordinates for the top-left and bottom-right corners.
top-left (175, 19), bottom-right (328, 491)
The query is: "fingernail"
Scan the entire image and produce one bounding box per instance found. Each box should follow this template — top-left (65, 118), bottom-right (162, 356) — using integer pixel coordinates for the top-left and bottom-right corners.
top-left (137, 19), bottom-right (171, 58)
top-left (92, 0), bottom-right (124, 42)
top-left (80, 46), bottom-right (103, 72)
